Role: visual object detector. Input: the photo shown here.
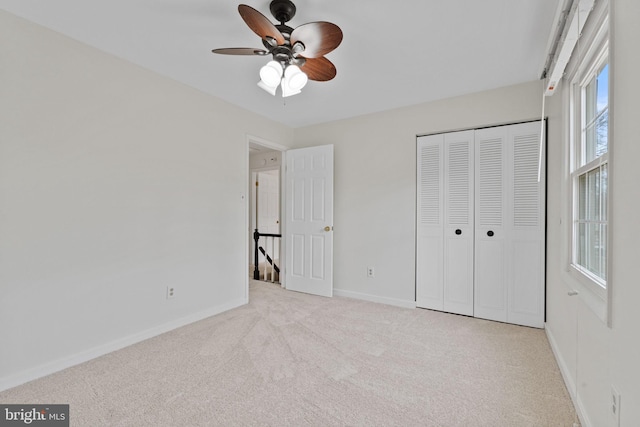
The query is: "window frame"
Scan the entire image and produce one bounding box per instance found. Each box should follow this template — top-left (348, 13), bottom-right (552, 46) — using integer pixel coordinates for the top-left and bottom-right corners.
top-left (570, 47), bottom-right (609, 299)
top-left (563, 0), bottom-right (612, 324)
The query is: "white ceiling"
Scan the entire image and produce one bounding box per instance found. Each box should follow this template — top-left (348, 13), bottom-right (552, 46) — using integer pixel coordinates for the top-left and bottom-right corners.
top-left (0, 0), bottom-right (559, 128)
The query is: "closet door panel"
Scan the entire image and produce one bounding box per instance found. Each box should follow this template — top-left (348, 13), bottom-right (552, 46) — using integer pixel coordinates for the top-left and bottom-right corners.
top-left (474, 127), bottom-right (508, 322)
top-left (416, 135), bottom-right (444, 310)
top-left (417, 235), bottom-right (443, 309)
top-left (474, 238), bottom-right (506, 321)
top-left (507, 121), bottom-right (545, 327)
top-left (444, 238), bottom-right (474, 314)
top-left (443, 131), bottom-right (474, 316)
top-left (510, 240), bottom-right (544, 326)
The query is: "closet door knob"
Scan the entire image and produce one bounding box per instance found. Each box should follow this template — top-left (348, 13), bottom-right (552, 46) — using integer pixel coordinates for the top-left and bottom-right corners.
top-left (455, 229), bottom-right (462, 235)
top-left (487, 230), bottom-right (494, 237)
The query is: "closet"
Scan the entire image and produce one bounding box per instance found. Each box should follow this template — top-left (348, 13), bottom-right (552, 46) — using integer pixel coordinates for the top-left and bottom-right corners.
top-left (416, 121), bottom-right (545, 328)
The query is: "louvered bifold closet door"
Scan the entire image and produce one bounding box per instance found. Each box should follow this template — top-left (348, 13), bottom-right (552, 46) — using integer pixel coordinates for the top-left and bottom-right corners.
top-left (474, 126), bottom-right (508, 323)
top-left (474, 121), bottom-right (545, 327)
top-left (418, 122), bottom-right (545, 326)
top-left (416, 134), bottom-right (444, 310)
top-left (443, 131), bottom-right (474, 316)
top-left (507, 121), bottom-right (545, 328)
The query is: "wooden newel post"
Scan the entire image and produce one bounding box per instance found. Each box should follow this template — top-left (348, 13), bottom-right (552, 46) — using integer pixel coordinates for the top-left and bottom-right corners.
top-left (253, 229), bottom-right (261, 280)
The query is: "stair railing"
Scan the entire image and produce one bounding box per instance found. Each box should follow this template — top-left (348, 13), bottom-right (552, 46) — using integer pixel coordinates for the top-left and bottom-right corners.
top-left (253, 229), bottom-right (281, 283)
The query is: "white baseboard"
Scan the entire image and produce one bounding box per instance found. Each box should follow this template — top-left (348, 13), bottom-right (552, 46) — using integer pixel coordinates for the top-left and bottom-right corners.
top-left (334, 288), bottom-right (416, 309)
top-left (0, 297), bottom-right (247, 392)
top-left (544, 323), bottom-right (592, 427)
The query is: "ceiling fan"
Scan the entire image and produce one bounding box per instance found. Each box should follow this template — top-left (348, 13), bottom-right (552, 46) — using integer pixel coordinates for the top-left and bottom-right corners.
top-left (212, 0), bottom-right (343, 97)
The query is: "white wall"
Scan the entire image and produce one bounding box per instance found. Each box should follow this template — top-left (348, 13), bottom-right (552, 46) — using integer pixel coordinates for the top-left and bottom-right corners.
top-left (293, 81), bottom-right (545, 307)
top-left (0, 11), bottom-right (293, 390)
top-left (545, 0), bottom-right (640, 426)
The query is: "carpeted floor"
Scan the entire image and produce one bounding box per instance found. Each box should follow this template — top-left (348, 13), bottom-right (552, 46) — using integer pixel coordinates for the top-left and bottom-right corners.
top-left (0, 280), bottom-right (578, 426)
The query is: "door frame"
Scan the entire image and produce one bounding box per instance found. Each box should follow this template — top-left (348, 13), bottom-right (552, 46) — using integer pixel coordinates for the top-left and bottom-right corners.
top-left (245, 134), bottom-right (289, 301)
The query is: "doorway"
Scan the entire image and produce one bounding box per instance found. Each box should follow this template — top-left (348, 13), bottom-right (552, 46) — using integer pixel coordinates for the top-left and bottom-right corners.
top-left (246, 136), bottom-right (287, 299)
top-left (244, 136), bottom-right (335, 301)
top-left (251, 168), bottom-right (281, 283)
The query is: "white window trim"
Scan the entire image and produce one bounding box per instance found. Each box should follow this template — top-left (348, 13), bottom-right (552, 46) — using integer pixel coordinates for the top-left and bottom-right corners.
top-left (561, 0), bottom-right (612, 326)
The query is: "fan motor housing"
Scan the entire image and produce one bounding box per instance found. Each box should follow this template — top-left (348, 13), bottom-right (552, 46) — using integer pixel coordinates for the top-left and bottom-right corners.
top-left (270, 0), bottom-right (296, 24)
top-left (271, 46), bottom-right (293, 63)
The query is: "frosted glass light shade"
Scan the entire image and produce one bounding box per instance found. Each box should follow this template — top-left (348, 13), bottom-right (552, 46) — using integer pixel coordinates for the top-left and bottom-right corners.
top-left (257, 80), bottom-right (278, 96)
top-left (281, 65), bottom-right (308, 97)
top-left (259, 61), bottom-right (283, 87)
top-left (284, 65), bottom-right (308, 91)
top-left (281, 79), bottom-right (301, 97)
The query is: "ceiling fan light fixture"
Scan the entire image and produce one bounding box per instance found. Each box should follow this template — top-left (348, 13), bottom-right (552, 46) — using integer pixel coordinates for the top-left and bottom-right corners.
top-left (259, 60), bottom-right (284, 87)
top-left (284, 64), bottom-right (308, 91)
top-left (257, 80), bottom-right (278, 96)
top-left (292, 41), bottom-right (305, 54)
top-left (212, 2), bottom-right (343, 96)
top-left (281, 79), bottom-right (301, 97)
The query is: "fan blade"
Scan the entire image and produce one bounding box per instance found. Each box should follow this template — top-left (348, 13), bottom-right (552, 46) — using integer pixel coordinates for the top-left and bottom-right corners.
top-left (300, 57), bottom-right (337, 82)
top-left (238, 4), bottom-right (285, 46)
top-left (212, 48), bottom-right (268, 56)
top-left (291, 22), bottom-right (343, 58)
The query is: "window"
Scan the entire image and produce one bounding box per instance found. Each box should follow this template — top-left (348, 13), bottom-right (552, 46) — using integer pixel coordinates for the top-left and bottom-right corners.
top-left (570, 35), bottom-right (609, 297)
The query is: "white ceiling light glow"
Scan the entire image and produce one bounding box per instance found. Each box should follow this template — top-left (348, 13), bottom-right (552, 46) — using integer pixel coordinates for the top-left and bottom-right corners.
top-left (285, 65), bottom-right (307, 90)
top-left (281, 64), bottom-right (308, 97)
top-left (260, 61), bottom-right (283, 86)
top-left (258, 61), bottom-right (308, 97)
top-left (257, 60), bottom-right (283, 95)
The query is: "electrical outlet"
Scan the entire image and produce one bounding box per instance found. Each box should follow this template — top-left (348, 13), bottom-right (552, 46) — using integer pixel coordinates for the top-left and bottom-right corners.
top-left (166, 286), bottom-right (176, 299)
top-left (367, 267), bottom-right (375, 278)
top-left (611, 385), bottom-right (621, 426)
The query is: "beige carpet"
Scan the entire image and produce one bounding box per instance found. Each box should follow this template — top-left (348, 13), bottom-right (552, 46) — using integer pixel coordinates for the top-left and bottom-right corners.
top-left (0, 281), bottom-right (578, 426)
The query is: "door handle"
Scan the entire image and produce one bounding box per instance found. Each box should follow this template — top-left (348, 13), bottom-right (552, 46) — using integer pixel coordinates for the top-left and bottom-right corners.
top-left (487, 230), bottom-right (494, 237)
top-left (455, 229), bottom-right (462, 235)
top-left (324, 226), bottom-right (332, 232)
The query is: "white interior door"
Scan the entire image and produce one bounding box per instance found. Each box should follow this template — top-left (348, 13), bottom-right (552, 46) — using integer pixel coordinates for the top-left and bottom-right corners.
top-left (284, 145), bottom-right (334, 297)
top-left (257, 171), bottom-right (280, 235)
top-left (257, 171), bottom-right (280, 263)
